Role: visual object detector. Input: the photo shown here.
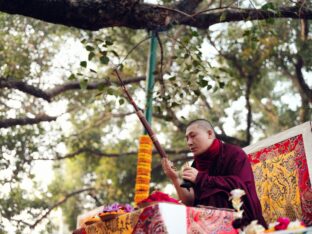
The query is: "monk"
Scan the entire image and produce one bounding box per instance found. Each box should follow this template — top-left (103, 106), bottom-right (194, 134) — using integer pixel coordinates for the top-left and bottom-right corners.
top-left (161, 119), bottom-right (267, 228)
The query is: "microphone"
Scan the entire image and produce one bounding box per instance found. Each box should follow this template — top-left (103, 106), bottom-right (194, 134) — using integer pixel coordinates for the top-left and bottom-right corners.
top-left (180, 179), bottom-right (194, 191)
top-left (180, 162), bottom-right (194, 190)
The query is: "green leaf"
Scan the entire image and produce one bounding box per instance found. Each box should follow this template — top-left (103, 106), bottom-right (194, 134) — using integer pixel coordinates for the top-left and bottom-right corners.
top-left (86, 45), bottom-right (94, 51)
top-left (265, 18), bottom-right (275, 24)
top-left (195, 53), bottom-right (202, 60)
top-left (192, 59), bottom-right (200, 67)
top-left (198, 79), bottom-right (208, 87)
top-left (191, 30), bottom-right (199, 37)
top-left (193, 89), bottom-right (201, 96)
top-left (155, 106), bottom-right (161, 113)
top-left (171, 102), bottom-right (179, 108)
top-left (110, 50), bottom-right (120, 58)
top-left (207, 85), bottom-right (213, 90)
top-left (100, 50), bottom-right (107, 56)
top-left (95, 38), bottom-right (104, 43)
top-left (243, 30), bottom-right (251, 37)
top-left (98, 83), bottom-right (106, 91)
top-left (80, 61), bottom-right (87, 68)
top-left (88, 52), bottom-right (95, 61)
top-left (261, 2), bottom-right (276, 11)
top-left (183, 37), bottom-right (190, 44)
top-left (105, 40), bottom-right (113, 46)
top-left (100, 56), bottom-right (109, 65)
top-left (68, 74), bottom-right (76, 80)
top-left (212, 85), bottom-right (218, 93)
top-left (119, 63), bottom-right (124, 71)
top-left (183, 53), bottom-right (190, 59)
top-left (80, 79), bottom-right (88, 89)
top-left (220, 12), bottom-right (227, 21)
top-left (118, 98), bottom-right (125, 105)
top-left (107, 88), bottom-right (114, 95)
top-left (95, 92), bottom-right (103, 97)
top-left (89, 69), bottom-right (97, 73)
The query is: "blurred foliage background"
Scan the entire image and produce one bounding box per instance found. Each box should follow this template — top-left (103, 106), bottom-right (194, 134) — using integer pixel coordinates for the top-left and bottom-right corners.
top-left (0, 0), bottom-right (311, 233)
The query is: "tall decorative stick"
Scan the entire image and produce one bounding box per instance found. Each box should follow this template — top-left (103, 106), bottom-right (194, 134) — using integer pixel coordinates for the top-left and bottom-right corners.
top-left (114, 69), bottom-right (168, 159)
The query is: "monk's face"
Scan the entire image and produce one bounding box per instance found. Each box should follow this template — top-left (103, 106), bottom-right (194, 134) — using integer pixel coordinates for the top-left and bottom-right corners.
top-left (185, 123), bottom-right (214, 156)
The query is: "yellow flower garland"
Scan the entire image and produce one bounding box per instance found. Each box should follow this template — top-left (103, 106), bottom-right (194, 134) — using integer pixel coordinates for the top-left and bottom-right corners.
top-left (134, 135), bottom-right (153, 205)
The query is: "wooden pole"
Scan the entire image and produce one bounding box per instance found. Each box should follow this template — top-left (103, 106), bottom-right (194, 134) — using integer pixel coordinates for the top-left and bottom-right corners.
top-left (114, 69), bottom-right (168, 159)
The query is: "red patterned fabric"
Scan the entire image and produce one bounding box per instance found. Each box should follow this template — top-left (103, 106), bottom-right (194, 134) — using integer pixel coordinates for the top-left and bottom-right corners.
top-left (187, 206), bottom-right (237, 234)
top-left (133, 204), bottom-right (168, 234)
top-left (248, 134), bottom-right (312, 225)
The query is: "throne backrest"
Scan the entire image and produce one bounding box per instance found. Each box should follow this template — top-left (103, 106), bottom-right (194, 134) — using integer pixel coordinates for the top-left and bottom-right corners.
top-left (243, 121), bottom-right (312, 225)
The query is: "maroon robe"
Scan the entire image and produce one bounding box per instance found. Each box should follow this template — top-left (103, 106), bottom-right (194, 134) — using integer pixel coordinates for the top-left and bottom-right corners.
top-left (192, 139), bottom-right (267, 228)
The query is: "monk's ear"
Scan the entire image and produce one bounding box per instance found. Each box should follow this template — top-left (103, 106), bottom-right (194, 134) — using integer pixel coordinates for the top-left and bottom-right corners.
top-left (207, 130), bottom-right (213, 138)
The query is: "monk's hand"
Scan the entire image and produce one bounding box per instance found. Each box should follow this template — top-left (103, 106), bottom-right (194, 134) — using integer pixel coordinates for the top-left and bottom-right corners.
top-left (182, 166), bottom-right (198, 183)
top-left (161, 158), bottom-right (179, 181)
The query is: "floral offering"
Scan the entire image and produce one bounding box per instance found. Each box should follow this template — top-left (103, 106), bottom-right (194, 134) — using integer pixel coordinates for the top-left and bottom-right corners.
top-left (265, 217), bottom-right (306, 233)
top-left (134, 135), bottom-right (153, 204)
top-left (137, 191), bottom-right (180, 206)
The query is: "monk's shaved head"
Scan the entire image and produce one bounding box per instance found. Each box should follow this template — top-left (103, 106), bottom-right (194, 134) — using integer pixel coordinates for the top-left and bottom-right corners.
top-left (185, 119), bottom-right (216, 155)
top-left (186, 119), bottom-right (216, 138)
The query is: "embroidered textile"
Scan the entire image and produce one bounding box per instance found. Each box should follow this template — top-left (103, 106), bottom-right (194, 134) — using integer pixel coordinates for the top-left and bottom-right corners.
top-left (248, 134), bottom-right (312, 225)
top-left (186, 206), bottom-right (237, 234)
top-left (133, 204), bottom-right (168, 234)
top-left (84, 209), bottom-right (142, 234)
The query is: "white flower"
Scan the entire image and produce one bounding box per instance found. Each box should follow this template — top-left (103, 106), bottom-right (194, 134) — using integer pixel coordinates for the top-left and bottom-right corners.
top-left (234, 210), bottom-right (244, 219)
top-left (288, 220), bottom-right (305, 230)
top-left (230, 189), bottom-right (246, 199)
top-left (244, 220), bottom-right (265, 234)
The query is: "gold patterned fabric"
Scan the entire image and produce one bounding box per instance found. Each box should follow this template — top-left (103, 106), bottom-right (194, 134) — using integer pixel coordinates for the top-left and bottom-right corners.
top-left (83, 210), bottom-right (142, 234)
top-left (252, 151), bottom-right (301, 222)
top-left (248, 135), bottom-right (312, 225)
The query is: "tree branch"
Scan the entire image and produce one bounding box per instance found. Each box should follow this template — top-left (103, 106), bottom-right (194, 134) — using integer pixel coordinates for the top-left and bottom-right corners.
top-left (295, 56), bottom-right (312, 104)
top-left (30, 188), bottom-right (95, 229)
top-left (0, 77), bottom-right (52, 101)
top-left (1, 76), bottom-right (146, 102)
top-left (216, 133), bottom-right (248, 147)
top-left (187, 6), bottom-right (312, 29)
top-left (245, 75), bottom-right (253, 144)
top-left (1, 1), bottom-right (312, 31)
top-left (174, 0), bottom-right (203, 14)
top-left (34, 147), bottom-right (190, 161)
top-left (276, 50), bottom-right (311, 104)
top-left (10, 188), bottom-right (95, 229)
top-left (0, 114), bottom-right (57, 128)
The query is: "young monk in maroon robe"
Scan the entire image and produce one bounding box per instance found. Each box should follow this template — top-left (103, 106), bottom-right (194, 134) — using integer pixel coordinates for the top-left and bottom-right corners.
top-left (161, 119), bottom-right (267, 229)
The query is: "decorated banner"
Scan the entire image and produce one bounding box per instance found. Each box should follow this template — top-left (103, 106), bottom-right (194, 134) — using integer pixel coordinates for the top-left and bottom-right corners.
top-left (244, 121), bottom-right (312, 225)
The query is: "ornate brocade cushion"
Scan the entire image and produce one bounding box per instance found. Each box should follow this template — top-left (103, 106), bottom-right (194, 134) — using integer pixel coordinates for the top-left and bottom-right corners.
top-left (248, 135), bottom-right (312, 225)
